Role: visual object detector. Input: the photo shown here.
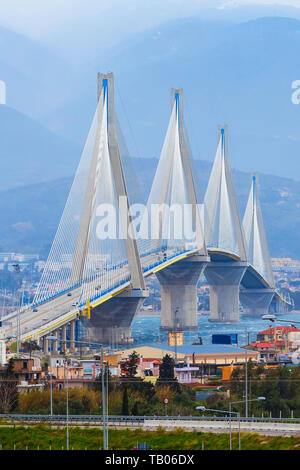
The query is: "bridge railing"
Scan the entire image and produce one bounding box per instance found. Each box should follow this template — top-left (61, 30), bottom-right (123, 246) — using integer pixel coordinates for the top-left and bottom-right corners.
top-left (1, 414), bottom-right (300, 424)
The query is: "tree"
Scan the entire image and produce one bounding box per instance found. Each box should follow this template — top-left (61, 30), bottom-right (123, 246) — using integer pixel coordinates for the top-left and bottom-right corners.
top-left (156, 354), bottom-right (180, 392)
top-left (22, 340), bottom-right (41, 357)
top-left (93, 364), bottom-right (112, 392)
top-left (0, 358), bottom-right (18, 413)
top-left (121, 387), bottom-right (129, 415)
top-left (132, 401), bottom-right (139, 416)
top-left (122, 351), bottom-right (139, 378)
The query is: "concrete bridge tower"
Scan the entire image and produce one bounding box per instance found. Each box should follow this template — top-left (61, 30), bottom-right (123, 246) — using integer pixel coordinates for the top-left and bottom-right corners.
top-left (240, 174), bottom-right (275, 317)
top-left (204, 126), bottom-right (247, 323)
top-left (148, 88), bottom-right (209, 331)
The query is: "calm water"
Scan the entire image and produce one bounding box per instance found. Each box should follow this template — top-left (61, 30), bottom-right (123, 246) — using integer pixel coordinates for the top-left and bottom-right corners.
top-left (130, 313), bottom-right (300, 348)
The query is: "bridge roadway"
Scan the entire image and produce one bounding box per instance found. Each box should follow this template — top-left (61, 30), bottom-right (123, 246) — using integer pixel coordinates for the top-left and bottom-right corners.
top-left (1, 247), bottom-right (200, 342)
top-left (1, 246), bottom-right (283, 343)
top-left (1, 415), bottom-right (300, 436)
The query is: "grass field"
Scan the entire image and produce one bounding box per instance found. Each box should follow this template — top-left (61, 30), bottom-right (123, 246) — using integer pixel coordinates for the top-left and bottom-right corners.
top-left (0, 425), bottom-right (300, 450)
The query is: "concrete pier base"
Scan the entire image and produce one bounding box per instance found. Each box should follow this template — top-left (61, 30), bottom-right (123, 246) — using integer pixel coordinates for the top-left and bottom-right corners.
top-left (156, 254), bottom-right (209, 331)
top-left (83, 288), bottom-right (148, 344)
top-left (240, 288), bottom-right (275, 317)
top-left (205, 262), bottom-right (247, 323)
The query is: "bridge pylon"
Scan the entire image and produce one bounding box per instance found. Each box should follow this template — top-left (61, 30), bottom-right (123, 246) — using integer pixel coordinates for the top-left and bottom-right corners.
top-left (33, 72), bottom-right (148, 345)
top-left (204, 125), bottom-right (247, 323)
top-left (240, 174), bottom-right (275, 317)
top-left (147, 88), bottom-right (209, 331)
top-left (82, 73), bottom-right (148, 344)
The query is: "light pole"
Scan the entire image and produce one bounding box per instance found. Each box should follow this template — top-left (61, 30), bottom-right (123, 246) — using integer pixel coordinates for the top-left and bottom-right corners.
top-left (64, 356), bottom-right (70, 450)
top-left (263, 315), bottom-right (300, 326)
top-left (12, 264), bottom-right (25, 359)
top-left (57, 338), bottom-right (107, 449)
top-left (196, 406), bottom-right (240, 450)
top-left (244, 328), bottom-right (250, 418)
top-left (229, 397), bottom-right (266, 450)
top-left (46, 334), bottom-right (57, 416)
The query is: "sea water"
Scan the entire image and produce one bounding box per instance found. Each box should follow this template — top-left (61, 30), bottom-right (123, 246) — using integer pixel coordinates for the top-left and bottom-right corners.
top-left (130, 312), bottom-right (300, 348)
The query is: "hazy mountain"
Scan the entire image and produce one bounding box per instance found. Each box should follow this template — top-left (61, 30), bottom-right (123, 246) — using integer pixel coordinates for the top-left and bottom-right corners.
top-left (42, 16), bottom-right (300, 180)
top-left (0, 24), bottom-right (74, 119)
top-left (0, 105), bottom-right (80, 190)
top-left (0, 157), bottom-right (300, 259)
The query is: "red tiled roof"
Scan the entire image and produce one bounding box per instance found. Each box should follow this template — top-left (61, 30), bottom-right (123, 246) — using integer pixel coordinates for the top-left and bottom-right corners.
top-left (141, 358), bottom-right (162, 364)
top-left (250, 342), bottom-right (274, 349)
top-left (258, 326), bottom-right (300, 335)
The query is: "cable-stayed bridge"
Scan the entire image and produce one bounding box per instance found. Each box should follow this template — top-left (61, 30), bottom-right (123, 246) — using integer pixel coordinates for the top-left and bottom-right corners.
top-left (0, 73), bottom-right (291, 349)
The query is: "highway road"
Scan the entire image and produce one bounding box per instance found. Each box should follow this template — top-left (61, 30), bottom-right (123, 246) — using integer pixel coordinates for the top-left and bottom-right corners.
top-left (1, 415), bottom-right (300, 436)
top-left (0, 248), bottom-right (195, 341)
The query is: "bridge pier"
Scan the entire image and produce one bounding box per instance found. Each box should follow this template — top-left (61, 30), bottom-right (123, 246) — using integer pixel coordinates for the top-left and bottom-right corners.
top-left (156, 255), bottom-right (209, 331)
top-left (83, 288), bottom-right (148, 345)
top-left (240, 288), bottom-right (275, 317)
top-left (205, 262), bottom-right (247, 323)
top-left (69, 321), bottom-right (76, 352)
top-left (61, 325), bottom-right (67, 352)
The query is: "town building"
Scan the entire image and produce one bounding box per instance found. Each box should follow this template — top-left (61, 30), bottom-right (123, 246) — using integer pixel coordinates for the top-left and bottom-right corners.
top-left (257, 325), bottom-right (300, 353)
top-left (246, 342), bottom-right (277, 362)
top-left (118, 344), bottom-right (259, 380)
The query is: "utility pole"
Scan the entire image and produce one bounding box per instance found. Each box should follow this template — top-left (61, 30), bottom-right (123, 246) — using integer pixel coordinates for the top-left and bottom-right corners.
top-left (65, 357), bottom-right (69, 450)
top-left (13, 264), bottom-right (24, 358)
top-left (101, 346), bottom-right (107, 449)
top-left (245, 329), bottom-right (249, 418)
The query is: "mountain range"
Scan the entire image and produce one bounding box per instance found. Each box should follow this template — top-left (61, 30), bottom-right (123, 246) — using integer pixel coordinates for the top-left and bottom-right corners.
top-left (0, 14), bottom-right (300, 259)
top-left (1, 16), bottom-right (300, 180)
top-left (0, 157), bottom-right (299, 260)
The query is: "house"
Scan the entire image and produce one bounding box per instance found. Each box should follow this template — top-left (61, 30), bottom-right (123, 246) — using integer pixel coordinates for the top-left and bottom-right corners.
top-left (118, 344), bottom-right (259, 379)
top-left (257, 326), bottom-right (300, 353)
top-left (12, 358), bottom-right (44, 383)
top-left (174, 358), bottom-right (199, 384)
top-left (137, 357), bottom-right (162, 377)
top-left (246, 342), bottom-right (277, 362)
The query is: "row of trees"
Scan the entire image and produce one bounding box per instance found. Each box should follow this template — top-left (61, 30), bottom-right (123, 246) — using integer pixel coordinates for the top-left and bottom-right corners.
top-left (0, 353), bottom-right (196, 416)
top-left (206, 361), bottom-right (300, 418)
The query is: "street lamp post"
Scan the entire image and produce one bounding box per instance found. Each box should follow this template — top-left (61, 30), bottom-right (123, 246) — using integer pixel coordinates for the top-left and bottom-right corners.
top-left (101, 344), bottom-right (107, 450)
top-left (263, 315), bottom-right (300, 326)
top-left (12, 264), bottom-right (25, 359)
top-left (65, 356), bottom-right (70, 451)
top-left (229, 397), bottom-right (266, 450)
top-left (46, 335), bottom-right (57, 417)
top-left (196, 406), bottom-right (240, 450)
top-left (57, 338), bottom-right (107, 449)
top-left (243, 328), bottom-right (252, 418)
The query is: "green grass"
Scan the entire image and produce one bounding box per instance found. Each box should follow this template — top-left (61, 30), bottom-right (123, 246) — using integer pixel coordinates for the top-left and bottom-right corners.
top-left (0, 425), bottom-right (300, 450)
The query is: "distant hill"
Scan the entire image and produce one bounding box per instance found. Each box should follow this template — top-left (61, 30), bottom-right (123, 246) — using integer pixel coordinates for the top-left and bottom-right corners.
top-left (0, 105), bottom-right (80, 190)
top-left (0, 24), bottom-right (75, 119)
top-left (42, 16), bottom-right (300, 180)
top-left (0, 157), bottom-right (300, 259)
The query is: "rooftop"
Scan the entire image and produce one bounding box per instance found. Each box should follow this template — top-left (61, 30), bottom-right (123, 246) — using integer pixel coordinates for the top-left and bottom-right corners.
top-left (250, 342), bottom-right (274, 349)
top-left (157, 343), bottom-right (256, 355)
top-left (258, 326), bottom-right (300, 335)
top-left (119, 344), bottom-right (256, 358)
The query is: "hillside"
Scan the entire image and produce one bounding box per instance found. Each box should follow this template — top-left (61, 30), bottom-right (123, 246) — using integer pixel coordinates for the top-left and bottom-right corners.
top-left (0, 157), bottom-right (299, 259)
top-left (0, 105), bottom-right (80, 190)
top-left (42, 16), bottom-right (300, 180)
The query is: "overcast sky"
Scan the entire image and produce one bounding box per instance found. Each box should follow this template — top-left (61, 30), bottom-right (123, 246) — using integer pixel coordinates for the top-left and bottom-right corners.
top-left (0, 0), bottom-right (299, 40)
top-left (0, 0), bottom-right (300, 63)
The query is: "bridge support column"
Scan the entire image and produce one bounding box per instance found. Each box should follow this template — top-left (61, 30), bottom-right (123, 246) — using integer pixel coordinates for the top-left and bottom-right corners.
top-left (69, 321), bottom-right (76, 352)
top-left (44, 337), bottom-right (49, 354)
top-left (205, 262), bottom-right (248, 323)
top-left (53, 330), bottom-right (59, 353)
top-left (156, 255), bottom-right (209, 331)
top-left (40, 336), bottom-right (46, 353)
top-left (61, 325), bottom-right (67, 352)
top-left (240, 289), bottom-right (275, 317)
top-left (83, 288), bottom-right (148, 345)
